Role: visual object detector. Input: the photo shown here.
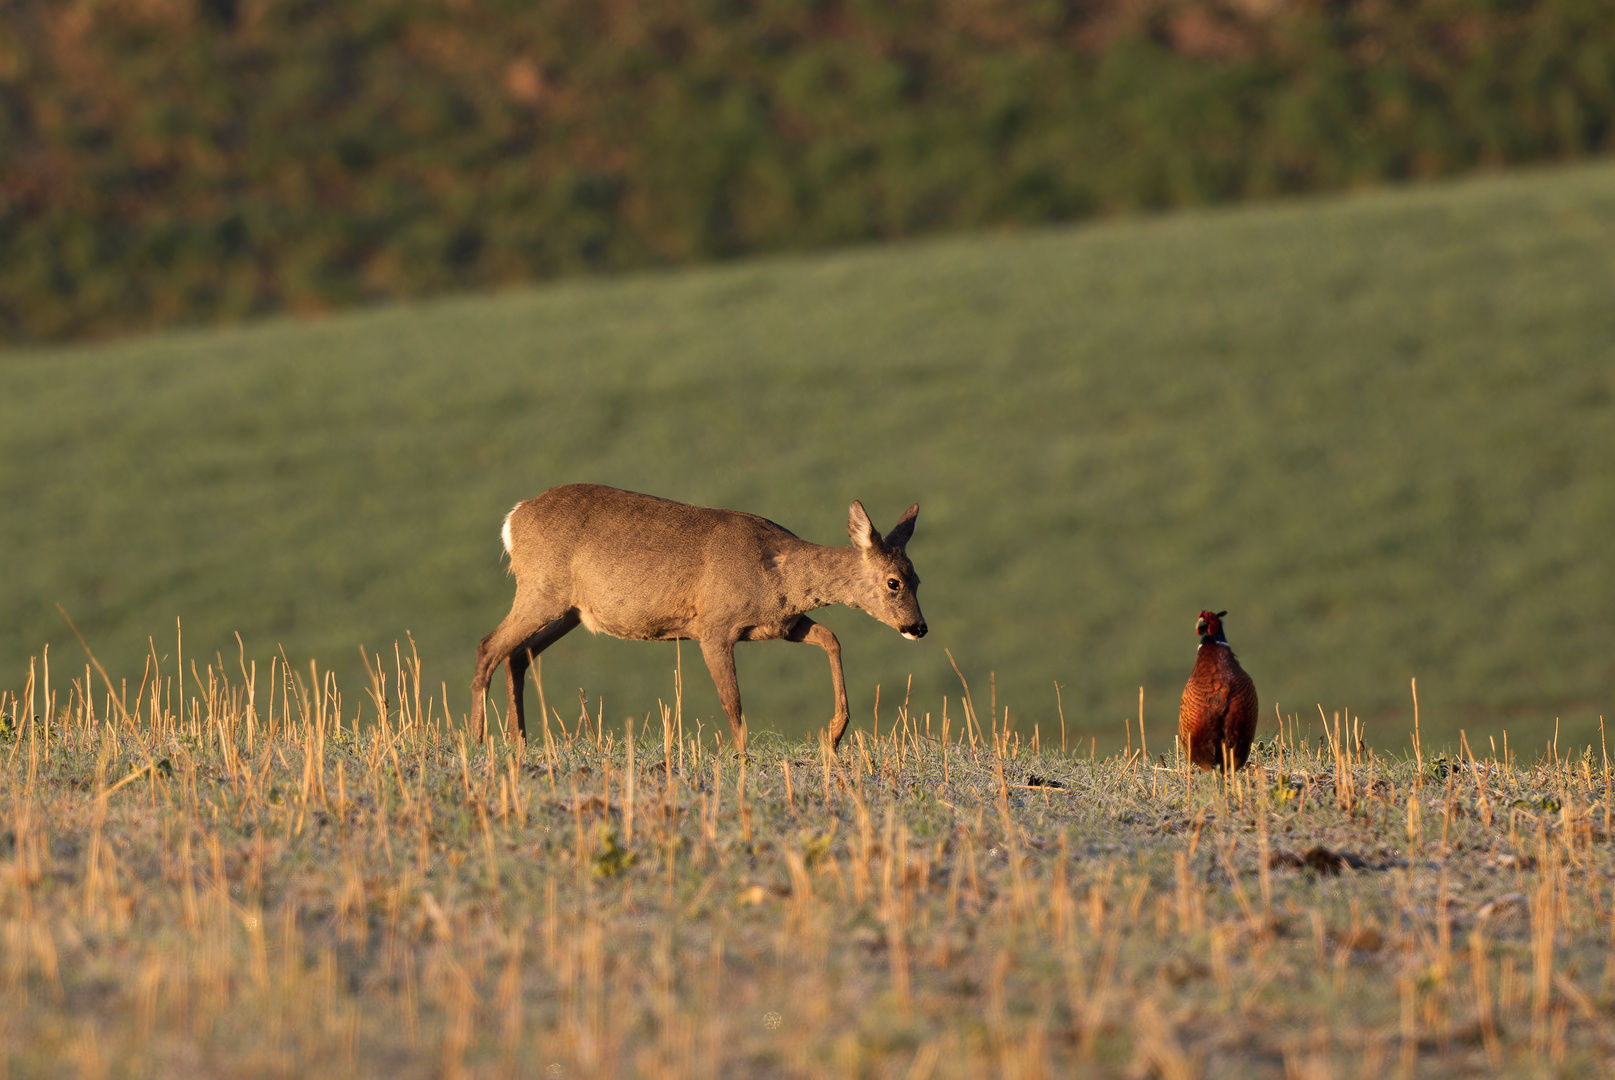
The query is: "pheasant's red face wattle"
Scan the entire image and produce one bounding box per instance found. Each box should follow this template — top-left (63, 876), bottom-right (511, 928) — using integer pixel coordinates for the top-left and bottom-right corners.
top-left (1195, 609), bottom-right (1231, 646)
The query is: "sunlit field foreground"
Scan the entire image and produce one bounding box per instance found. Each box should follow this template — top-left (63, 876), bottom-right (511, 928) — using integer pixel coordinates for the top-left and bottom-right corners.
top-left (5, 645), bottom-right (1615, 1078)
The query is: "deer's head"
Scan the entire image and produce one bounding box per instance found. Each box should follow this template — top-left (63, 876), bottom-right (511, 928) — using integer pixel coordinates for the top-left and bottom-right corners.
top-left (848, 501), bottom-right (926, 640)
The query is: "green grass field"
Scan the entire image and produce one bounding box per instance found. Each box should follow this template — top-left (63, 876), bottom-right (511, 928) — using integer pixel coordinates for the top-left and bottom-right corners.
top-left (3, 161), bottom-right (1614, 754)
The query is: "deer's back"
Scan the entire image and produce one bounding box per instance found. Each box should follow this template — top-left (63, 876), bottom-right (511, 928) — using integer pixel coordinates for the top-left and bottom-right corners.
top-left (502, 485), bottom-right (799, 640)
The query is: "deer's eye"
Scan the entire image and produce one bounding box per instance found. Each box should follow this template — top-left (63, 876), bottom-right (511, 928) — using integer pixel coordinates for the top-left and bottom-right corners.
top-left (887, 577), bottom-right (902, 592)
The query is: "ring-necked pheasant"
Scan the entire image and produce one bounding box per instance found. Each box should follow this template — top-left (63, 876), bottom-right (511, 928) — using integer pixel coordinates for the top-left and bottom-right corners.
top-left (1178, 609), bottom-right (1259, 771)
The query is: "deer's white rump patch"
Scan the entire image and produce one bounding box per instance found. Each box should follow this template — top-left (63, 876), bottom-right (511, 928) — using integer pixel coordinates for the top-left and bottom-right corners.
top-left (501, 504), bottom-right (520, 555)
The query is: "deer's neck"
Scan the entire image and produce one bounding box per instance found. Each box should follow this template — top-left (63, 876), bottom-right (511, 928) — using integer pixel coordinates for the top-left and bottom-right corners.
top-left (778, 540), bottom-right (867, 615)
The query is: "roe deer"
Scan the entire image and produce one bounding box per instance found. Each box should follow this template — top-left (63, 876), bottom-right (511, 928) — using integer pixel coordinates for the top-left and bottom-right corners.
top-left (471, 484), bottom-right (927, 753)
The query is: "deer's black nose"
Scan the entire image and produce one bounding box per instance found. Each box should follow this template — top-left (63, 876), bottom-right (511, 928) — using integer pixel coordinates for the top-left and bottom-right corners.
top-left (901, 621), bottom-right (928, 640)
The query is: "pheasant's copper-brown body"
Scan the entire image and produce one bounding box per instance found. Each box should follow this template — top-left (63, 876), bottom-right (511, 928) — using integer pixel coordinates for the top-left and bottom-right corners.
top-left (1178, 610), bottom-right (1259, 771)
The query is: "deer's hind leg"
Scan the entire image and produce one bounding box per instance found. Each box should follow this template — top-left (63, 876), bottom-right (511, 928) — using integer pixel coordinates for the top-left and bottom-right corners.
top-left (472, 600), bottom-right (579, 742)
top-left (503, 612), bottom-right (581, 741)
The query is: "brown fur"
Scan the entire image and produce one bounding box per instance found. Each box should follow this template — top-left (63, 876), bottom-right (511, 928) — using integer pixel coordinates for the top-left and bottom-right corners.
top-left (471, 484), bottom-right (926, 754)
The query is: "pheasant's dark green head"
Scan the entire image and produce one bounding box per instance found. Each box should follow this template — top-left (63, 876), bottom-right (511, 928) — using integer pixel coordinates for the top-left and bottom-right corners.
top-left (1196, 610), bottom-right (1229, 645)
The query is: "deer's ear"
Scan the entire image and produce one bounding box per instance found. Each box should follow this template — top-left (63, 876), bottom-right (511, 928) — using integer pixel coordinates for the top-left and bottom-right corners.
top-left (885, 504), bottom-right (918, 551)
top-left (848, 500), bottom-right (881, 550)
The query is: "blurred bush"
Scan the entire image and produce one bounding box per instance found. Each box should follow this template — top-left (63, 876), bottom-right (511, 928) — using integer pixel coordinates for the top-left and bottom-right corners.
top-left (2, 0), bottom-right (1611, 342)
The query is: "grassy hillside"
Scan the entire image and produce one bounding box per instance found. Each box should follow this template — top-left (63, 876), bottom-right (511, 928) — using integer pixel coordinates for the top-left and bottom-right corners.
top-left (3, 161), bottom-right (1614, 752)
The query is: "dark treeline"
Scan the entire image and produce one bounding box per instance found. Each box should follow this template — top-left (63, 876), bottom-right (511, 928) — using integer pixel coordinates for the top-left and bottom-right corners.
top-left (2, 0), bottom-right (1611, 342)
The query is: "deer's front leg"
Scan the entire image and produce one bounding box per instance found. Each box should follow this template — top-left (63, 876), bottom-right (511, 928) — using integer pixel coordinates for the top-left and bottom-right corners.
top-left (788, 617), bottom-right (849, 751)
top-left (700, 635), bottom-right (748, 755)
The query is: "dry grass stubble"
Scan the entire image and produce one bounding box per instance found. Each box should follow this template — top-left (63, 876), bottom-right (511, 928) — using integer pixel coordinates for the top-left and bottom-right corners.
top-left (2, 641), bottom-right (1614, 1077)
